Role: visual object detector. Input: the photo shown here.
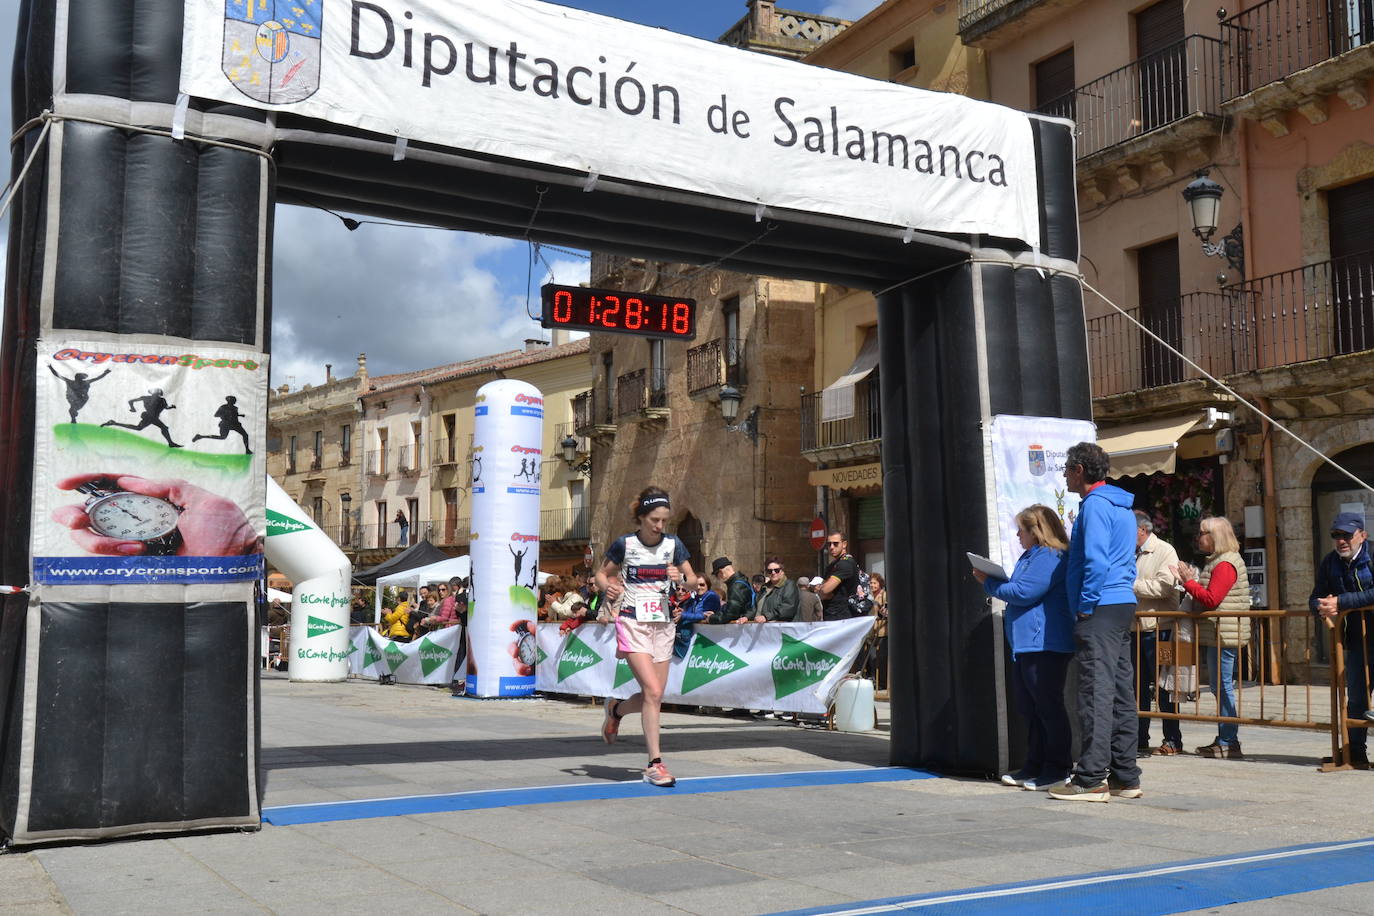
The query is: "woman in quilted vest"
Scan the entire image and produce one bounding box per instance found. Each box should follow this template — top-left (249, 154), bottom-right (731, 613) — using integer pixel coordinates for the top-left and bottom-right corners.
top-left (1173, 516), bottom-right (1250, 759)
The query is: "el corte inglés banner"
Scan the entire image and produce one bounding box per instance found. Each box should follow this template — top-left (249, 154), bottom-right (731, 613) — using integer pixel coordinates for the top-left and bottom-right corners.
top-left (535, 618), bottom-right (873, 714)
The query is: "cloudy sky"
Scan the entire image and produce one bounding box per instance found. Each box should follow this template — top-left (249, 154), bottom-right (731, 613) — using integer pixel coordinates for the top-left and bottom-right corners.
top-left (0, 0), bottom-right (882, 388)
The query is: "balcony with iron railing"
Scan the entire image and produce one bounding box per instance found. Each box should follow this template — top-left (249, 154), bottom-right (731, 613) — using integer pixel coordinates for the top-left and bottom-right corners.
top-left (1088, 251), bottom-right (1374, 398)
top-left (801, 375), bottom-right (882, 463)
top-left (541, 507), bottom-right (591, 543)
top-left (553, 421), bottom-right (589, 456)
top-left (433, 517), bottom-right (472, 549)
top-left (1220, 0), bottom-right (1373, 131)
top-left (616, 369), bottom-right (670, 424)
top-left (353, 520), bottom-right (428, 551)
top-left (366, 449), bottom-right (388, 477)
top-left (397, 443), bottom-right (421, 477)
top-left (431, 437), bottom-right (461, 467)
top-left (574, 389), bottom-right (616, 439)
top-left (1036, 35), bottom-right (1224, 182)
top-left (1087, 291), bottom-right (1253, 397)
top-left (686, 338), bottom-right (746, 399)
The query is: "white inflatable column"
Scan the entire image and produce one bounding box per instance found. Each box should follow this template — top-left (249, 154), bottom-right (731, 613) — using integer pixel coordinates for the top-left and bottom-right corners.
top-left (468, 380), bottom-right (543, 697)
top-left (264, 477), bottom-right (353, 682)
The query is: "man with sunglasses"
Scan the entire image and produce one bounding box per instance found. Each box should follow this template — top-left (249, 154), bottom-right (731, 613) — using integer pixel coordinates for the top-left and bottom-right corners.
top-left (818, 532), bottom-right (861, 621)
top-left (1311, 511), bottom-right (1374, 767)
top-left (755, 557), bottom-right (800, 622)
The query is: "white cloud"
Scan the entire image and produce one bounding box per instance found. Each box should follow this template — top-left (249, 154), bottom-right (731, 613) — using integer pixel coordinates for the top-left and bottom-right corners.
top-left (539, 255), bottom-right (592, 289)
top-left (269, 206), bottom-right (555, 387)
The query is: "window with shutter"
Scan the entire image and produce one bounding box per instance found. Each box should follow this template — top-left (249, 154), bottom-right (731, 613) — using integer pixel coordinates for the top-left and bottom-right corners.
top-left (1328, 177), bottom-right (1374, 354)
top-left (1137, 238), bottom-right (1182, 386)
top-left (1034, 47), bottom-right (1076, 120)
top-left (1135, 0), bottom-right (1187, 132)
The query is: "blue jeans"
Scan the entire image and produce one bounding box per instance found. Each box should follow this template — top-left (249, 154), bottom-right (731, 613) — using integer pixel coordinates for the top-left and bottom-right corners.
top-left (1203, 645), bottom-right (1239, 746)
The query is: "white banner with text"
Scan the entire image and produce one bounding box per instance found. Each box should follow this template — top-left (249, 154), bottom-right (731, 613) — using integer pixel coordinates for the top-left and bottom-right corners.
top-left (988, 415), bottom-right (1098, 570)
top-left (180, 0), bottom-right (1042, 244)
top-left (534, 618), bottom-right (873, 713)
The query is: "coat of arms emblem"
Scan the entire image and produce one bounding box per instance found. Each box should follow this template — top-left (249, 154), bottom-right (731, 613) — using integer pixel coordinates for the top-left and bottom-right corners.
top-left (223, 0), bottom-right (322, 104)
top-left (1027, 443), bottom-right (1047, 477)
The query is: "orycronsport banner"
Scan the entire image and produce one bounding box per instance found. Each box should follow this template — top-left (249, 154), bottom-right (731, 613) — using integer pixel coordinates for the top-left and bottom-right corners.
top-left (348, 624), bottom-right (464, 684)
top-left (32, 340), bottom-right (267, 585)
top-left (988, 415), bottom-right (1097, 570)
top-left (179, 0), bottom-right (1042, 245)
top-left (535, 619), bottom-right (873, 714)
top-left (467, 379), bottom-right (543, 697)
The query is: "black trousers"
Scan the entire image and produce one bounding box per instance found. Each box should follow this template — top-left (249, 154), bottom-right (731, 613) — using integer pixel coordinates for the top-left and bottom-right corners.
top-left (1071, 603), bottom-right (1142, 787)
top-left (1012, 650), bottom-right (1072, 783)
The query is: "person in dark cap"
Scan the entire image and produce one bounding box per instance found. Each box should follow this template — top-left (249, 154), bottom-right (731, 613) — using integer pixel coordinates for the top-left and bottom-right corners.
top-left (710, 557), bottom-right (753, 624)
top-left (1311, 510), bottom-right (1374, 767)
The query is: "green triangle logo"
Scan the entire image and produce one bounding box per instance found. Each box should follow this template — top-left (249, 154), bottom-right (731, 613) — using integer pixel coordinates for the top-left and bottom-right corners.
top-left (681, 634), bottom-right (748, 694)
top-left (417, 637), bottom-right (453, 677)
top-left (384, 641), bottom-right (406, 673)
top-left (771, 633), bottom-right (842, 699)
top-left (536, 645), bottom-right (548, 665)
top-left (363, 641), bottom-right (382, 669)
top-left (266, 508), bottom-right (311, 537)
top-left (557, 634), bottom-right (602, 682)
top-left (307, 616), bottom-right (343, 639)
top-left (613, 660), bottom-right (635, 689)
top-left (345, 639), bottom-right (359, 657)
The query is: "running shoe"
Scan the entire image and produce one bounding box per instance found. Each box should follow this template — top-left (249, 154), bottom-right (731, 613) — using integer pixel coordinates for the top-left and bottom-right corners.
top-left (1048, 780), bottom-right (1109, 802)
top-left (643, 760), bottom-right (676, 787)
top-left (601, 697), bottom-right (620, 745)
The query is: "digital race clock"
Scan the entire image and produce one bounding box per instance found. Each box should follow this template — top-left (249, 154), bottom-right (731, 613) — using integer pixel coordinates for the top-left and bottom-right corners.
top-left (540, 284), bottom-right (697, 341)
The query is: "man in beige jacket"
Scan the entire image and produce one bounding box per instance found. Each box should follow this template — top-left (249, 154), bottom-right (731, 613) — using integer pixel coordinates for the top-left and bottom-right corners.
top-left (1134, 510), bottom-right (1182, 754)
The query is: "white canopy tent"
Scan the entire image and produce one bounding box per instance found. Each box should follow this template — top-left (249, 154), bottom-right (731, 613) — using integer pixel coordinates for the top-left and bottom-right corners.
top-left (372, 556), bottom-right (554, 622)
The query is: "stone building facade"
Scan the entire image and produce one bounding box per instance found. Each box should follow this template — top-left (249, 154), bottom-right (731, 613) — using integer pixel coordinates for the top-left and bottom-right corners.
top-left (265, 356), bottom-right (368, 568)
top-left (577, 262), bottom-right (819, 581)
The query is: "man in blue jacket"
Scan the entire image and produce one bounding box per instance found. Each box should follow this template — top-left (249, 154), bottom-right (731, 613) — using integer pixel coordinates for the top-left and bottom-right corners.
top-left (1310, 511), bottom-right (1374, 767)
top-left (1050, 442), bottom-right (1143, 802)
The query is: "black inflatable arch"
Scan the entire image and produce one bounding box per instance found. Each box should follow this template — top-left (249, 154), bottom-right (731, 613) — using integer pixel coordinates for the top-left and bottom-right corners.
top-left (0, 0), bottom-right (1088, 844)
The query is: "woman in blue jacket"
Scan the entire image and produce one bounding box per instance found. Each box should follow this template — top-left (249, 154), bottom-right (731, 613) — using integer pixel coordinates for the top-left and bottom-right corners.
top-left (973, 504), bottom-right (1074, 791)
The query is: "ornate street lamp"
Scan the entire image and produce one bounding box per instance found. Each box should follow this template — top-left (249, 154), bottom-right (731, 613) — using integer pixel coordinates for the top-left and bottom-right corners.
top-left (1182, 171), bottom-right (1244, 277)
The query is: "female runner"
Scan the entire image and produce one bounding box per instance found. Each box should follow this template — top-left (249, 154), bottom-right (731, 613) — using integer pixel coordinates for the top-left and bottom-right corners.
top-left (596, 485), bottom-right (695, 787)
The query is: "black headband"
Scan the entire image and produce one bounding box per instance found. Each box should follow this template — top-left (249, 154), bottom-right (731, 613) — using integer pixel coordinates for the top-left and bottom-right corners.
top-left (640, 495), bottom-right (670, 512)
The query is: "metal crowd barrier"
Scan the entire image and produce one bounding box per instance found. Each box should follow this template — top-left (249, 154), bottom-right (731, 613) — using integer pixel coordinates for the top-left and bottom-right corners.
top-left (1131, 608), bottom-right (1370, 770)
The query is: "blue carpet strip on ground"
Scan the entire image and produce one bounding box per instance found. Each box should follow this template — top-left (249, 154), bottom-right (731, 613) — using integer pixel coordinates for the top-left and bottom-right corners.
top-left (262, 766), bottom-right (937, 826)
top-left (770, 837), bottom-right (1374, 916)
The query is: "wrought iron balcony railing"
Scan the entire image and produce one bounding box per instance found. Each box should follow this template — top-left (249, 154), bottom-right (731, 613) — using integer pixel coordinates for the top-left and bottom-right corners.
top-left (1035, 35), bottom-right (1224, 161)
top-left (1086, 251), bottom-right (1374, 397)
top-left (1220, 0), bottom-right (1373, 102)
top-left (365, 449), bottom-right (388, 477)
top-left (541, 507), bottom-right (591, 542)
top-left (574, 388), bottom-right (614, 432)
top-left (801, 375), bottom-right (881, 453)
top-left (616, 369), bottom-right (666, 416)
top-left (431, 437), bottom-right (461, 467)
top-left (686, 338), bottom-right (746, 394)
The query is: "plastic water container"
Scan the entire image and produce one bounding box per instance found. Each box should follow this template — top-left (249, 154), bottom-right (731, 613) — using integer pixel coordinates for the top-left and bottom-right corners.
top-left (833, 677), bottom-right (875, 732)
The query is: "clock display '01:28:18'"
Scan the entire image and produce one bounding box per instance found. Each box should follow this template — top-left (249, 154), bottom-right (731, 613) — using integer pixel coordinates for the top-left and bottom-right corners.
top-left (540, 284), bottom-right (697, 341)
